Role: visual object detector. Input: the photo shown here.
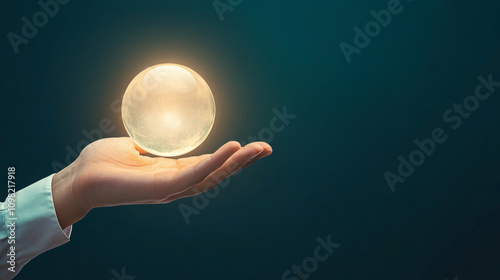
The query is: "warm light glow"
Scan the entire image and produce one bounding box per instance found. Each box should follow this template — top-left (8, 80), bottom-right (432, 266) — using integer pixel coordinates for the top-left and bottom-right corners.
top-left (122, 64), bottom-right (216, 157)
top-left (162, 112), bottom-right (181, 128)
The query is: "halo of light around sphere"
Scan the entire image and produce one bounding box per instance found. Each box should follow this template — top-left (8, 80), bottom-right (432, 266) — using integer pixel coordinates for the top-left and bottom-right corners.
top-left (122, 64), bottom-right (216, 157)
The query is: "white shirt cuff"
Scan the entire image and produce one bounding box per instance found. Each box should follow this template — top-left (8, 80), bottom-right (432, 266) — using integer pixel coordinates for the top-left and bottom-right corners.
top-left (1, 174), bottom-right (72, 278)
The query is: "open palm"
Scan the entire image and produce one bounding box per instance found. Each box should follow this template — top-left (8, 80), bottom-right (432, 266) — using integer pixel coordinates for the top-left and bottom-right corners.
top-left (70, 137), bottom-right (272, 212)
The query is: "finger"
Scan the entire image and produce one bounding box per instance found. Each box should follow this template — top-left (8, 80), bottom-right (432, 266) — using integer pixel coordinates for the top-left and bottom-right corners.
top-left (158, 141), bottom-right (241, 194)
top-left (176, 154), bottom-right (211, 169)
top-left (200, 142), bottom-right (264, 185)
top-left (242, 142), bottom-right (272, 169)
top-left (166, 143), bottom-right (265, 200)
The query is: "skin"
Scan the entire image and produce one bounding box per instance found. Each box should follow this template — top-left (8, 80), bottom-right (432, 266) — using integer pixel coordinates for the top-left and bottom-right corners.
top-left (52, 137), bottom-right (272, 229)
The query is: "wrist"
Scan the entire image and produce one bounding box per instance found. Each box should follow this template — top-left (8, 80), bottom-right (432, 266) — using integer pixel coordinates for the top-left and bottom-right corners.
top-left (52, 160), bottom-right (90, 229)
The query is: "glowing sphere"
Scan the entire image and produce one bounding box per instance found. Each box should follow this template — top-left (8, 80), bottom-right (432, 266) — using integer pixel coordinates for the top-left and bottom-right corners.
top-left (122, 64), bottom-right (215, 157)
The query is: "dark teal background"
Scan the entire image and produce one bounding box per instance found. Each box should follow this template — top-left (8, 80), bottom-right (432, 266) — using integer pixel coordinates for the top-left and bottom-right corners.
top-left (1, 0), bottom-right (500, 279)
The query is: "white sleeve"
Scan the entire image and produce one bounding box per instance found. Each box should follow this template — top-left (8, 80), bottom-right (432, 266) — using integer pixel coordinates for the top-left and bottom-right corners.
top-left (0, 174), bottom-right (72, 279)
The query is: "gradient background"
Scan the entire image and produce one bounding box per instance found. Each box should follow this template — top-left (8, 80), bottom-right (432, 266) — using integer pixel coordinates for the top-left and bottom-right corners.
top-left (1, 0), bottom-right (500, 279)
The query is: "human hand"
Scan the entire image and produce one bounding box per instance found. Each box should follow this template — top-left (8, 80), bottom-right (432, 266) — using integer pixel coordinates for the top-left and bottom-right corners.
top-left (52, 137), bottom-right (272, 228)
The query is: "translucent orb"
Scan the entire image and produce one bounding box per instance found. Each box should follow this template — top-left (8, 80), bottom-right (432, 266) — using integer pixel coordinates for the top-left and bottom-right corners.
top-left (122, 64), bottom-right (216, 157)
